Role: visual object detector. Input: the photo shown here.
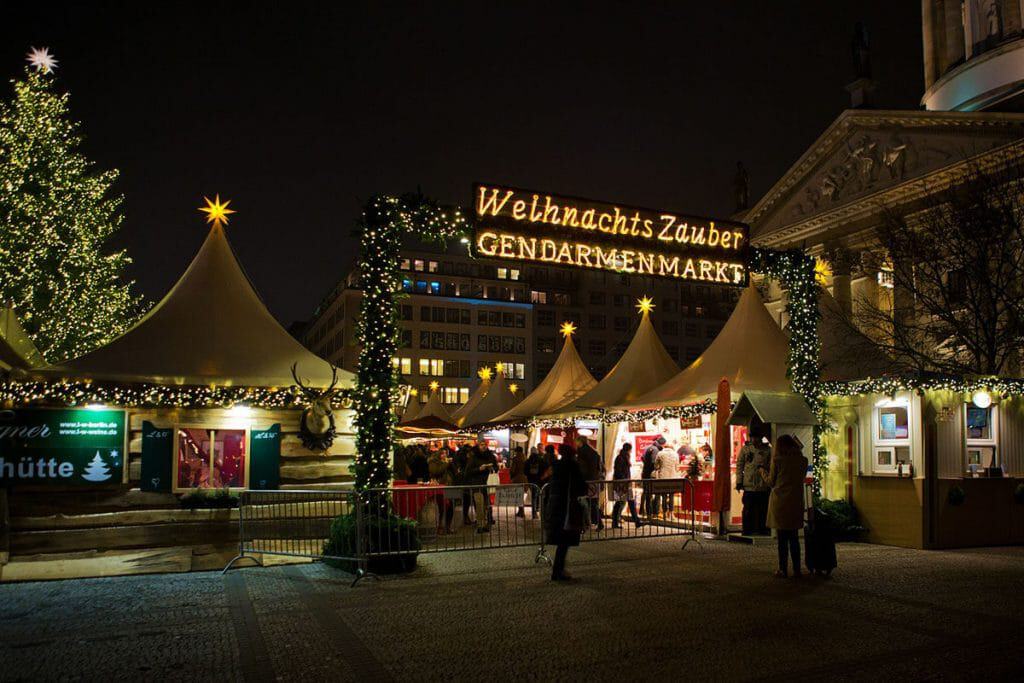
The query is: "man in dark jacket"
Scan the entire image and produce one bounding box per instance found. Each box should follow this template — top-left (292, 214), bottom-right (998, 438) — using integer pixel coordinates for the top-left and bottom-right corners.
top-left (611, 443), bottom-right (643, 528)
top-left (575, 436), bottom-right (605, 531)
top-left (467, 437), bottom-right (498, 533)
top-left (640, 436), bottom-right (665, 516)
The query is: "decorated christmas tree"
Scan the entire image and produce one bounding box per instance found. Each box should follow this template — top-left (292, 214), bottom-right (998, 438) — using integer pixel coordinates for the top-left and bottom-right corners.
top-left (81, 451), bottom-right (112, 482)
top-left (0, 48), bottom-right (141, 362)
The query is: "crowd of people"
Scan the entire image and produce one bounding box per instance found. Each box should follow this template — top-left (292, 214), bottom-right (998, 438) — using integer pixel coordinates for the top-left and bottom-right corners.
top-left (393, 429), bottom-right (810, 580)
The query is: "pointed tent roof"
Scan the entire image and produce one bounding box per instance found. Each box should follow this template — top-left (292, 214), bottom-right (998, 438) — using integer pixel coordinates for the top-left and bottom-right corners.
top-left (459, 368), bottom-right (519, 428)
top-left (39, 222), bottom-right (350, 388)
top-left (0, 303), bottom-right (46, 370)
top-left (400, 387), bottom-right (458, 432)
top-left (451, 370), bottom-right (492, 427)
top-left (490, 332), bottom-right (596, 424)
top-left (546, 303), bottom-right (679, 416)
top-left (398, 390), bottom-right (423, 424)
top-left (621, 286), bottom-right (790, 409)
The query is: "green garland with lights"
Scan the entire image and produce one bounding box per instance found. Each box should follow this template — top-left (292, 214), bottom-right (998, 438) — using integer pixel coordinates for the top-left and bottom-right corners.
top-left (524, 400), bottom-right (719, 430)
top-left (353, 194), bottom-right (469, 490)
top-left (0, 378), bottom-right (353, 410)
top-left (749, 247), bottom-right (824, 495)
top-left (821, 375), bottom-right (1024, 398)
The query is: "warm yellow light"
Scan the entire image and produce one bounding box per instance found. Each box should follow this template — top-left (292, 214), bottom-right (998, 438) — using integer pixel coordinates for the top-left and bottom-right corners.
top-left (814, 257), bottom-right (831, 286)
top-left (408, 388), bottom-right (418, 397)
top-left (199, 194), bottom-right (236, 227)
top-left (494, 362), bottom-right (506, 374)
top-left (428, 381), bottom-right (440, 392)
top-left (636, 296), bottom-right (655, 314)
top-left (478, 366), bottom-right (493, 380)
top-left (509, 383), bottom-right (519, 394)
top-left (560, 321), bottom-right (577, 337)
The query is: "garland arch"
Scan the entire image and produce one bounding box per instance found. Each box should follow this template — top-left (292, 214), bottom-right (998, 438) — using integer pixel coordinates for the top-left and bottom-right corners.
top-left (353, 194), bottom-right (824, 493)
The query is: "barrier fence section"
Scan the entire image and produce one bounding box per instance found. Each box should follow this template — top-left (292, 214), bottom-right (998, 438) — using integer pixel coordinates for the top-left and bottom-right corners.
top-left (361, 483), bottom-right (544, 557)
top-left (224, 479), bottom-right (701, 580)
top-left (223, 489), bottom-right (367, 582)
top-left (537, 477), bottom-right (702, 562)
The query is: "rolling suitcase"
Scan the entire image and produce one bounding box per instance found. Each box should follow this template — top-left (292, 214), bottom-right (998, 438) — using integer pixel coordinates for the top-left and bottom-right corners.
top-left (804, 509), bottom-right (837, 576)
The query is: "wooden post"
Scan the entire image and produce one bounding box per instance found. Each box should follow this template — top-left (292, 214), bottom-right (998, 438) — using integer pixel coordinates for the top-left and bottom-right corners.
top-left (712, 378), bottom-right (731, 535)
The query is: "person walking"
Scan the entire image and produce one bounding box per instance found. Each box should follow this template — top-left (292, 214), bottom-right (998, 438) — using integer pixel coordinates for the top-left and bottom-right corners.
top-left (429, 447), bottom-right (455, 534)
top-left (544, 443), bottom-right (587, 581)
top-left (640, 436), bottom-right (664, 516)
top-left (453, 444), bottom-right (474, 526)
top-left (575, 435), bottom-right (605, 531)
top-left (654, 440), bottom-right (682, 519)
top-left (467, 437), bottom-right (498, 533)
top-left (761, 434), bottom-right (809, 578)
top-left (525, 445), bottom-right (548, 518)
top-left (509, 446), bottom-right (528, 518)
top-left (611, 443), bottom-right (643, 529)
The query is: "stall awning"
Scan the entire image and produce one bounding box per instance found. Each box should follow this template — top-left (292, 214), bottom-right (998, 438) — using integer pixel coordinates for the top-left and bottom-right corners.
top-left (727, 391), bottom-right (818, 427)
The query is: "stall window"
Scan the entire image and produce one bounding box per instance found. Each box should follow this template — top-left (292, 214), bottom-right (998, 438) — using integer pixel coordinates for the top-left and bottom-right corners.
top-left (176, 427), bottom-right (247, 490)
top-left (965, 403), bottom-right (998, 473)
top-left (872, 399), bottom-right (911, 474)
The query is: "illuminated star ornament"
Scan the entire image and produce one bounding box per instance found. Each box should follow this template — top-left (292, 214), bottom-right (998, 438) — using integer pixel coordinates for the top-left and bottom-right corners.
top-left (636, 296), bottom-right (655, 314)
top-left (199, 195), bottom-right (236, 227)
top-left (478, 367), bottom-right (492, 380)
top-left (26, 47), bottom-right (58, 73)
top-left (429, 380), bottom-right (440, 393)
top-left (560, 321), bottom-right (577, 337)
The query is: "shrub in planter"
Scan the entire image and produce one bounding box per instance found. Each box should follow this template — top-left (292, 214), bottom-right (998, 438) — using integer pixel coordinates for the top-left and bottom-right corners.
top-left (814, 498), bottom-right (866, 541)
top-left (947, 484), bottom-right (966, 506)
top-left (323, 511), bottom-right (420, 574)
top-left (180, 487), bottom-right (239, 509)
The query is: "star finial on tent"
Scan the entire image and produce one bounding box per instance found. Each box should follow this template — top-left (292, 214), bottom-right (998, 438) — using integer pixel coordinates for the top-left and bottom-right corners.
top-left (478, 366), bottom-right (492, 380)
top-left (636, 296), bottom-right (655, 315)
top-left (509, 383), bottom-right (519, 395)
top-left (408, 387), bottom-right (418, 397)
top-left (26, 47), bottom-right (58, 73)
top-left (560, 321), bottom-right (577, 338)
top-left (494, 362), bottom-right (506, 375)
top-left (199, 195), bottom-right (235, 227)
top-left (428, 380), bottom-right (440, 393)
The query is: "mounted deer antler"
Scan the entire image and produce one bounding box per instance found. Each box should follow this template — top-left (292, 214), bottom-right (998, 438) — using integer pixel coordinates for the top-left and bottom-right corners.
top-left (291, 362), bottom-right (342, 451)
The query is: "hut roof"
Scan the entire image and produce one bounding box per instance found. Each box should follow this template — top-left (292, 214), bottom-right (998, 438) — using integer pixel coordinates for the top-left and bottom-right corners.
top-left (490, 333), bottom-right (596, 424)
top-left (622, 286), bottom-right (790, 409)
top-left (546, 304), bottom-right (678, 415)
top-left (459, 368), bottom-right (520, 428)
top-left (38, 222), bottom-right (350, 388)
top-left (400, 388), bottom-right (458, 432)
top-left (450, 372), bottom-right (492, 427)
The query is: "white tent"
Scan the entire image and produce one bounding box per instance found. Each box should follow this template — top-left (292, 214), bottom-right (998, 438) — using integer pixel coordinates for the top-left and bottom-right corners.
top-left (620, 286), bottom-right (790, 409)
top-left (489, 329), bottom-right (596, 424)
top-left (458, 367), bottom-right (520, 428)
top-left (398, 390), bottom-right (424, 424)
top-left (37, 221), bottom-right (348, 389)
top-left (546, 302), bottom-right (679, 417)
top-left (400, 386), bottom-right (458, 433)
top-left (451, 369), bottom-right (493, 427)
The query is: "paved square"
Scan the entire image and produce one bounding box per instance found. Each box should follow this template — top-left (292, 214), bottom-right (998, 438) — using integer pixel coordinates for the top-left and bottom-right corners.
top-left (1, 539), bottom-right (1022, 681)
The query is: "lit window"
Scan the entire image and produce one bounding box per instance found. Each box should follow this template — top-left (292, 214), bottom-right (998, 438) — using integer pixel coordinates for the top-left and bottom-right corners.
top-left (871, 397), bottom-right (912, 475)
top-left (531, 291), bottom-right (547, 304)
top-left (459, 387), bottom-right (470, 403)
top-left (965, 403), bottom-right (998, 474)
top-left (509, 269), bottom-right (520, 281)
top-left (414, 259), bottom-right (425, 271)
top-left (444, 387), bottom-right (459, 404)
top-left (428, 261), bottom-right (439, 273)
top-left (398, 358), bottom-right (411, 374)
top-left (430, 359), bottom-right (444, 376)
top-left (497, 267), bottom-right (508, 280)
top-left (400, 258), bottom-right (411, 270)
top-left (419, 359), bottom-right (430, 375)
top-left (176, 428), bottom-right (246, 491)
top-left (430, 282), bottom-right (441, 295)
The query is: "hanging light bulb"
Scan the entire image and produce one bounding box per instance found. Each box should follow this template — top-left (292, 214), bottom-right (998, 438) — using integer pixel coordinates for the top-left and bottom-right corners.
top-left (972, 390), bottom-right (992, 409)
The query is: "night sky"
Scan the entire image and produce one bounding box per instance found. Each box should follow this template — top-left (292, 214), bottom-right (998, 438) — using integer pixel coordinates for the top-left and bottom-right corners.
top-left (5, 2), bottom-right (922, 324)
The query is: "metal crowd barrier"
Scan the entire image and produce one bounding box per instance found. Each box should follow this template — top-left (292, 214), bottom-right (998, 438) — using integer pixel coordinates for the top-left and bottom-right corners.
top-left (536, 477), bottom-right (702, 563)
top-left (360, 482), bottom-right (544, 556)
top-left (223, 478), bottom-right (701, 582)
top-left (222, 489), bottom-right (369, 584)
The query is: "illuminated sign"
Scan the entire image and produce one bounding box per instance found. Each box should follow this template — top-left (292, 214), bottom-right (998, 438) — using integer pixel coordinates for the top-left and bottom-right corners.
top-left (472, 183), bottom-right (749, 285)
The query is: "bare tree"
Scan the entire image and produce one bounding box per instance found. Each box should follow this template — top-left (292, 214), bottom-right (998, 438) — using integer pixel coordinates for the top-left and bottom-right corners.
top-left (849, 160), bottom-right (1024, 376)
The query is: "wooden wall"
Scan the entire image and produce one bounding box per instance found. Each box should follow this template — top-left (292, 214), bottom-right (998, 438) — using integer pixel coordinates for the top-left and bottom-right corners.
top-left (999, 397), bottom-right (1024, 477)
top-left (126, 406), bottom-right (358, 488)
top-left (853, 477), bottom-right (925, 549)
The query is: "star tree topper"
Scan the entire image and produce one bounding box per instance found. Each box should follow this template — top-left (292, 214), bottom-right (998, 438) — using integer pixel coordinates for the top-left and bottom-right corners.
top-left (636, 296), bottom-right (655, 314)
top-left (26, 47), bottom-right (58, 73)
top-left (199, 195), bottom-right (236, 227)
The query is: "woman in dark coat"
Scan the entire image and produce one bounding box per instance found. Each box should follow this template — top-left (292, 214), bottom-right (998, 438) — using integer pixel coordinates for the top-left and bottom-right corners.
top-left (543, 443), bottom-right (588, 581)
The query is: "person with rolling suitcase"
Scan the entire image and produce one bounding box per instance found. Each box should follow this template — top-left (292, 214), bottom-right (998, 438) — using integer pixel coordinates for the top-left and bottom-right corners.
top-left (761, 434), bottom-right (808, 578)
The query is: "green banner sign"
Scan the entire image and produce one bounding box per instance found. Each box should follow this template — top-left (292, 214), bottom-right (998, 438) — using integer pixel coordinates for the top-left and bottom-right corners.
top-left (0, 408), bottom-right (126, 485)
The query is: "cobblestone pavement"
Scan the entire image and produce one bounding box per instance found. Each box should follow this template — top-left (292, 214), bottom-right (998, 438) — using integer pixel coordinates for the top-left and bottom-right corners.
top-left (2, 539), bottom-right (1023, 681)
